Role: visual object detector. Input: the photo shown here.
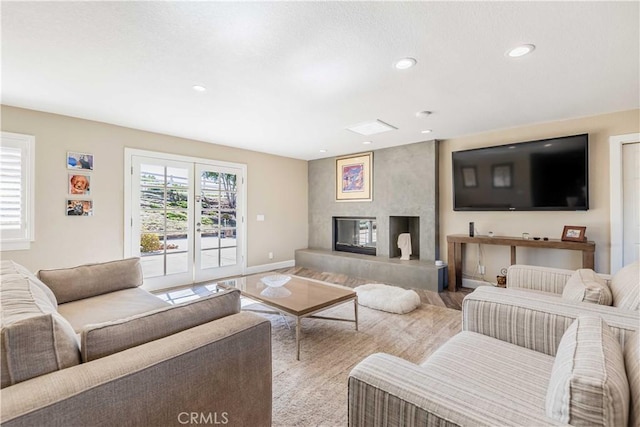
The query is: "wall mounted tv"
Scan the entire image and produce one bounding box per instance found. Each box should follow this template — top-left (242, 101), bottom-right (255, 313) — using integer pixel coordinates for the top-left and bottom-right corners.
top-left (452, 133), bottom-right (588, 211)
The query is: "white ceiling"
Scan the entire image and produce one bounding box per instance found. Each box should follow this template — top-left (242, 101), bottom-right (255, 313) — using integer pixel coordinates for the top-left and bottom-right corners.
top-left (2, 1), bottom-right (638, 160)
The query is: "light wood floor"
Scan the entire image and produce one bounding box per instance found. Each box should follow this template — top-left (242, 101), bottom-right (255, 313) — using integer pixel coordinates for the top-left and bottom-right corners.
top-left (274, 266), bottom-right (473, 311)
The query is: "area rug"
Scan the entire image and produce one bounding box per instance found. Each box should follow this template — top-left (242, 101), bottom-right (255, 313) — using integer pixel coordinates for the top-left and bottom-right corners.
top-left (249, 298), bottom-right (462, 426)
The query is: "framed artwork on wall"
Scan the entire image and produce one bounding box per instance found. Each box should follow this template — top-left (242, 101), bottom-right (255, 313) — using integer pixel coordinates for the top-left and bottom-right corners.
top-left (336, 152), bottom-right (373, 202)
top-left (67, 151), bottom-right (93, 170)
top-left (68, 174), bottom-right (91, 195)
top-left (66, 199), bottom-right (93, 216)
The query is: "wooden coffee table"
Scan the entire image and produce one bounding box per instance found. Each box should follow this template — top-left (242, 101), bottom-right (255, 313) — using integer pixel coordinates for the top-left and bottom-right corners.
top-left (218, 273), bottom-right (358, 360)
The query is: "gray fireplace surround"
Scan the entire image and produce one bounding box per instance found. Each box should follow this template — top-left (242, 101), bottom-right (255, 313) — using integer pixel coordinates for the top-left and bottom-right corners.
top-left (297, 140), bottom-right (446, 292)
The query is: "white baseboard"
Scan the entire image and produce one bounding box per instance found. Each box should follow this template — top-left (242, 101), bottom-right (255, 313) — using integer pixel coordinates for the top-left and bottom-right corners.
top-left (462, 278), bottom-right (496, 289)
top-left (244, 260), bottom-right (295, 275)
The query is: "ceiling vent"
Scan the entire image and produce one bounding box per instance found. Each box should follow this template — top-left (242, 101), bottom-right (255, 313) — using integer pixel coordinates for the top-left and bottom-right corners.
top-left (346, 120), bottom-right (397, 136)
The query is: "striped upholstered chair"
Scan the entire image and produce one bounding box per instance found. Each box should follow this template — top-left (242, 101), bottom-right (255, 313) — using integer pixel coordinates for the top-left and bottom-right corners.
top-left (462, 261), bottom-right (639, 356)
top-left (349, 262), bottom-right (639, 426)
top-left (349, 315), bottom-right (638, 426)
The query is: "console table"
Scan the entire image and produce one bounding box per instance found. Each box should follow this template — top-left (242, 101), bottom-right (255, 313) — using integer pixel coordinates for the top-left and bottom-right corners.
top-left (446, 234), bottom-right (596, 292)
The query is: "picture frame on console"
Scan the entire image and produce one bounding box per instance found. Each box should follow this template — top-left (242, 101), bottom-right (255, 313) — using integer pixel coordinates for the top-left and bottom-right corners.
top-left (335, 152), bottom-right (373, 202)
top-left (561, 225), bottom-right (587, 242)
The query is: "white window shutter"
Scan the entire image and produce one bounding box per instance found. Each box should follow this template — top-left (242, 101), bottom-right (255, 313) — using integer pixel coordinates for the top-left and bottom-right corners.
top-left (0, 132), bottom-right (35, 250)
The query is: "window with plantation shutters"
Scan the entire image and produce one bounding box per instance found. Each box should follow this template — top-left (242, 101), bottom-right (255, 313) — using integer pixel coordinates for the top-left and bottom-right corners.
top-left (1, 132), bottom-right (35, 250)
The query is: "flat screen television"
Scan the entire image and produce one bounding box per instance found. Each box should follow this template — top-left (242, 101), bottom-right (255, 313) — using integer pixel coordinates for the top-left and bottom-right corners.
top-left (452, 133), bottom-right (589, 211)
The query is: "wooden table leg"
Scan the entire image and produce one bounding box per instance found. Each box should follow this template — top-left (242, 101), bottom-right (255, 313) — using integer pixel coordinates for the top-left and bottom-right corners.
top-left (583, 250), bottom-right (595, 269)
top-left (447, 241), bottom-right (456, 292)
top-left (454, 243), bottom-right (462, 290)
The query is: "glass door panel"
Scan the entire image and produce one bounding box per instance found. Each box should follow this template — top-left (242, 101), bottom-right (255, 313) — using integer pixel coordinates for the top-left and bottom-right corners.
top-left (195, 165), bottom-right (242, 281)
top-left (133, 157), bottom-right (193, 289)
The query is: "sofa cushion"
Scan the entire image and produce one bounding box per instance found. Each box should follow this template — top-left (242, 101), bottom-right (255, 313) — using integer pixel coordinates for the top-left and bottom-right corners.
top-left (38, 258), bottom-right (143, 304)
top-left (1, 261), bottom-right (58, 307)
top-left (0, 261), bottom-right (80, 388)
top-left (609, 261), bottom-right (639, 311)
top-left (416, 331), bottom-right (556, 424)
top-left (57, 287), bottom-right (169, 332)
top-left (625, 332), bottom-right (639, 427)
top-left (81, 288), bottom-right (241, 362)
top-left (545, 315), bottom-right (629, 426)
top-left (562, 269), bottom-right (612, 305)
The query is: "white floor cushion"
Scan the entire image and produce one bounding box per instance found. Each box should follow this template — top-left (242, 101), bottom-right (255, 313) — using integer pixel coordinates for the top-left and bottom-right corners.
top-left (354, 283), bottom-right (421, 314)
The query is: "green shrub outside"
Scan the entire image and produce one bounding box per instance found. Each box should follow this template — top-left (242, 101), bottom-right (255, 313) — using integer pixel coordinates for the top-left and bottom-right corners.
top-left (140, 233), bottom-right (161, 252)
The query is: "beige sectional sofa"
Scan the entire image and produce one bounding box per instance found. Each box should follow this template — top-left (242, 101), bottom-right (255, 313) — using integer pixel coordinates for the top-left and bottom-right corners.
top-left (0, 258), bottom-right (272, 426)
top-left (349, 262), bottom-right (639, 426)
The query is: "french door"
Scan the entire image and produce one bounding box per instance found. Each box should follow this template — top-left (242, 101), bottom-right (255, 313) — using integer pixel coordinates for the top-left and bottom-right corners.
top-left (126, 150), bottom-right (245, 290)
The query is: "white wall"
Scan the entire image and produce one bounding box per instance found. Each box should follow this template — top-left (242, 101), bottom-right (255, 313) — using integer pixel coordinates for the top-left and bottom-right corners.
top-left (1, 105), bottom-right (308, 272)
top-left (439, 109), bottom-right (640, 280)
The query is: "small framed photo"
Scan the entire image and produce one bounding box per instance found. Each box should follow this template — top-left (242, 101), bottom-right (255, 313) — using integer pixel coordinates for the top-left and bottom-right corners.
top-left (68, 174), bottom-right (91, 195)
top-left (561, 225), bottom-right (586, 242)
top-left (492, 163), bottom-right (512, 188)
top-left (67, 152), bottom-right (93, 170)
top-left (66, 200), bottom-right (93, 216)
top-left (461, 166), bottom-right (477, 188)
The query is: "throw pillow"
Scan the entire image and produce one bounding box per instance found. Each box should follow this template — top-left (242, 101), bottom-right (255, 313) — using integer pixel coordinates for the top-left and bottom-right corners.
top-left (1, 261), bottom-right (80, 388)
top-left (562, 268), bottom-right (612, 305)
top-left (609, 261), bottom-right (639, 311)
top-left (546, 315), bottom-right (629, 427)
top-left (81, 288), bottom-right (241, 362)
top-left (625, 333), bottom-right (640, 427)
top-left (38, 257), bottom-right (143, 304)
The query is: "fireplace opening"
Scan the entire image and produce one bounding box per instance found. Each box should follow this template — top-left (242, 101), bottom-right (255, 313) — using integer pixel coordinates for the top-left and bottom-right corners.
top-left (333, 217), bottom-right (377, 256)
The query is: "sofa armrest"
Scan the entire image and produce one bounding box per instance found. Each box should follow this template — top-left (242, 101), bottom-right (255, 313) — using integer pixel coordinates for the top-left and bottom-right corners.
top-left (463, 286), bottom-right (639, 356)
top-left (1, 312), bottom-right (272, 427)
top-left (348, 353), bottom-right (564, 427)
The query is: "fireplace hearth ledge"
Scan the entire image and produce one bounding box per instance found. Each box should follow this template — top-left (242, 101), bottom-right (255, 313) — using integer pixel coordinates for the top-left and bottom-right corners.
top-left (294, 248), bottom-right (446, 292)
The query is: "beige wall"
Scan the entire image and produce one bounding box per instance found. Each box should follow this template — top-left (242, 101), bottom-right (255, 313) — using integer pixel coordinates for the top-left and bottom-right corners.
top-left (3, 105), bottom-right (637, 281)
top-left (1, 105), bottom-right (308, 272)
top-left (440, 109), bottom-right (639, 280)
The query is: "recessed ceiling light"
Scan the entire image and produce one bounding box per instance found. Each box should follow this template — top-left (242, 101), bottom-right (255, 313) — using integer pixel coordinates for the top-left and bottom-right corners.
top-left (544, 143), bottom-right (552, 147)
top-left (421, 130), bottom-right (432, 134)
top-left (192, 85), bottom-right (207, 92)
top-left (362, 141), bottom-right (372, 145)
top-left (506, 44), bottom-right (535, 58)
top-left (394, 57), bottom-right (417, 70)
top-left (319, 149), bottom-right (328, 153)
